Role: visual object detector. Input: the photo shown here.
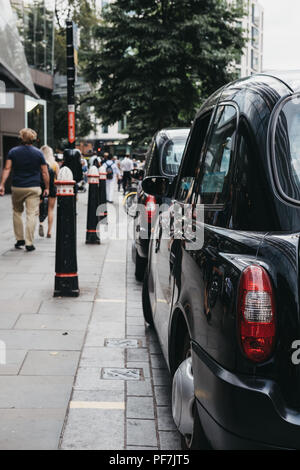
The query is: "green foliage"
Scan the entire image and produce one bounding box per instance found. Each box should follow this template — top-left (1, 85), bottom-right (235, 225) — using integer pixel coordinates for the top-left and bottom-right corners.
top-left (85, 0), bottom-right (246, 145)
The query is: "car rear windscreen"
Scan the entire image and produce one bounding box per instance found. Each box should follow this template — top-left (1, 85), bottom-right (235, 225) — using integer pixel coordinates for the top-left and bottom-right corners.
top-left (274, 95), bottom-right (300, 201)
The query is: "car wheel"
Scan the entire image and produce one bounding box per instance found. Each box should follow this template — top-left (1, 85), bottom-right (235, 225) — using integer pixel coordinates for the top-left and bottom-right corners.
top-left (135, 249), bottom-right (147, 282)
top-left (142, 271), bottom-right (154, 327)
top-left (173, 334), bottom-right (211, 450)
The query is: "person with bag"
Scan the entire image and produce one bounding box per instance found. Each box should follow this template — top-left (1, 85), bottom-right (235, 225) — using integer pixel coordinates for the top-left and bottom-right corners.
top-left (103, 152), bottom-right (119, 203)
top-left (0, 128), bottom-right (49, 251)
top-left (39, 145), bottom-right (59, 238)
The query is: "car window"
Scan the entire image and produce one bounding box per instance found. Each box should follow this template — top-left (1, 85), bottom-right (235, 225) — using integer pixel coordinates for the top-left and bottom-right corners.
top-left (161, 138), bottom-right (186, 176)
top-left (176, 112), bottom-right (213, 202)
top-left (273, 95), bottom-right (300, 201)
top-left (197, 105), bottom-right (237, 205)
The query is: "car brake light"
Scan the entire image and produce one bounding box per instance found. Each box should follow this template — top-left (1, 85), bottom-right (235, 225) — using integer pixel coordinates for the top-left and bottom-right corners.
top-left (145, 195), bottom-right (156, 223)
top-left (238, 265), bottom-right (276, 363)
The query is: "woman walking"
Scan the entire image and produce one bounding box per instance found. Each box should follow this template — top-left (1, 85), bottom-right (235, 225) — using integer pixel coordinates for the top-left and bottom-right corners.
top-left (39, 145), bottom-right (59, 238)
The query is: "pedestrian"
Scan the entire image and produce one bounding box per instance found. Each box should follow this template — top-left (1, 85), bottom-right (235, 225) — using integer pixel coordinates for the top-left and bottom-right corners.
top-left (117, 159), bottom-right (123, 192)
top-left (103, 152), bottom-right (119, 203)
top-left (0, 128), bottom-right (49, 251)
top-left (121, 154), bottom-right (133, 195)
top-left (39, 145), bottom-right (59, 238)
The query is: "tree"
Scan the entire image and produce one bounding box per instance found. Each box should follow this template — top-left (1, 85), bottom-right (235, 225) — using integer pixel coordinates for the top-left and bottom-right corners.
top-left (84, 0), bottom-right (246, 146)
top-left (53, 0), bottom-right (99, 149)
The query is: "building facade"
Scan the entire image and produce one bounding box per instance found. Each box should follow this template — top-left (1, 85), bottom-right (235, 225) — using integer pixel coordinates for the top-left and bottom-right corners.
top-left (233, 0), bottom-right (264, 77)
top-left (0, 0), bottom-right (54, 182)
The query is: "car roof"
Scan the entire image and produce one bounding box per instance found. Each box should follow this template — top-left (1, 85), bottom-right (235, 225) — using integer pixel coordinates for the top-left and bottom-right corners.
top-left (196, 71), bottom-right (300, 120)
top-left (157, 128), bottom-right (190, 140)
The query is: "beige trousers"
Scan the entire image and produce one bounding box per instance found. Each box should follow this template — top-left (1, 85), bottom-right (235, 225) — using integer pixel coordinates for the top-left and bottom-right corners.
top-left (11, 186), bottom-right (42, 246)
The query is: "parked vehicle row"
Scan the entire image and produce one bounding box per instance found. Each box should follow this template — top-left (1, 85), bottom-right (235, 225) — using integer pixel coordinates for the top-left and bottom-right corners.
top-left (134, 72), bottom-right (300, 449)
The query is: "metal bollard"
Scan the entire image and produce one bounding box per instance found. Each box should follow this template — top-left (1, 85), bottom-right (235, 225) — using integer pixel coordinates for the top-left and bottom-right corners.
top-left (86, 166), bottom-right (100, 244)
top-left (54, 166), bottom-right (79, 297)
top-left (98, 167), bottom-right (108, 225)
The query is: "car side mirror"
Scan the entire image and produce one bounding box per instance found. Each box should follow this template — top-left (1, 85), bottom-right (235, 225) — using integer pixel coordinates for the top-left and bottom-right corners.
top-left (142, 176), bottom-right (170, 197)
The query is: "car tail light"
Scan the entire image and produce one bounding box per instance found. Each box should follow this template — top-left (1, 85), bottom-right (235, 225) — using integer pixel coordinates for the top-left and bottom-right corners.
top-left (238, 265), bottom-right (276, 363)
top-left (145, 195), bottom-right (156, 223)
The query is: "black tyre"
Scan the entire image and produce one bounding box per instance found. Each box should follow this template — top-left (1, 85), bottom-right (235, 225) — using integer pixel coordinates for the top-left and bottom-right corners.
top-left (142, 271), bottom-right (154, 327)
top-left (135, 249), bottom-right (147, 282)
top-left (178, 335), bottom-right (211, 450)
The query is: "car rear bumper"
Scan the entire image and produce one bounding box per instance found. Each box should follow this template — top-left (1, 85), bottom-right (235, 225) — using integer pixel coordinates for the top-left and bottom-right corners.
top-left (192, 341), bottom-right (300, 450)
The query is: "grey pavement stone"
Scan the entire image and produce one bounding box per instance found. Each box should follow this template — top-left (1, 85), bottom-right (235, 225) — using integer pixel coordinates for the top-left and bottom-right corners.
top-left (127, 348), bottom-right (149, 362)
top-left (150, 354), bottom-right (168, 369)
top-left (14, 314), bottom-right (89, 331)
top-left (0, 349), bottom-right (27, 375)
top-left (20, 350), bottom-right (80, 376)
top-left (74, 367), bottom-right (125, 391)
top-left (126, 316), bottom-right (145, 326)
top-left (39, 300), bottom-right (93, 315)
top-left (61, 408), bottom-right (124, 450)
top-left (0, 376), bottom-right (73, 408)
top-left (1, 300), bottom-right (41, 314)
top-left (154, 386), bottom-right (171, 406)
top-left (127, 419), bottom-right (157, 447)
top-left (80, 347), bottom-right (125, 368)
top-left (152, 368), bottom-right (172, 386)
top-left (0, 312), bottom-right (20, 329)
top-left (159, 431), bottom-right (181, 450)
top-left (72, 389), bottom-right (124, 402)
top-left (127, 397), bottom-right (155, 419)
top-left (0, 409), bottom-right (66, 450)
top-left (127, 325), bottom-right (146, 337)
top-left (0, 330), bottom-right (85, 350)
top-left (127, 380), bottom-right (153, 397)
top-left (156, 407), bottom-right (177, 431)
top-left (126, 446), bottom-right (158, 450)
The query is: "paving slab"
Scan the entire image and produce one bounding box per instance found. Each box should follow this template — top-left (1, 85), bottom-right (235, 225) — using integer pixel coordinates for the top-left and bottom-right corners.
top-left (39, 300), bottom-right (93, 315)
top-left (74, 367), bottom-right (125, 391)
top-left (20, 350), bottom-right (80, 376)
top-left (127, 397), bottom-right (155, 420)
top-left (0, 376), bottom-right (73, 408)
top-left (0, 349), bottom-right (27, 375)
top-left (61, 408), bottom-right (124, 450)
top-left (0, 330), bottom-right (85, 350)
top-left (14, 314), bottom-right (89, 331)
top-left (80, 347), bottom-right (125, 368)
top-left (0, 409), bottom-right (66, 450)
top-left (126, 419), bottom-right (157, 447)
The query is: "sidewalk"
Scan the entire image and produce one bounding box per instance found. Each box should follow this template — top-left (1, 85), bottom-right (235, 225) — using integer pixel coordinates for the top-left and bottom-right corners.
top-left (0, 189), bottom-right (180, 450)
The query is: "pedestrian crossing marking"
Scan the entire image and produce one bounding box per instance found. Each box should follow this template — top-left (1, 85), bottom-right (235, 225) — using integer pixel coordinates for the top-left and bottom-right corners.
top-left (70, 401), bottom-right (125, 410)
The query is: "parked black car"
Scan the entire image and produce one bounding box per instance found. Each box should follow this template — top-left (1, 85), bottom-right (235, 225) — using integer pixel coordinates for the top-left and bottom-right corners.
top-left (142, 72), bottom-right (300, 449)
top-left (132, 128), bottom-right (189, 281)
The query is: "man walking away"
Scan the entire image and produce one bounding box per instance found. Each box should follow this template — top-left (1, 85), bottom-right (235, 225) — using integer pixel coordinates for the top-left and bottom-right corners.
top-left (0, 128), bottom-right (49, 251)
top-left (121, 154), bottom-right (133, 195)
top-left (103, 152), bottom-right (119, 203)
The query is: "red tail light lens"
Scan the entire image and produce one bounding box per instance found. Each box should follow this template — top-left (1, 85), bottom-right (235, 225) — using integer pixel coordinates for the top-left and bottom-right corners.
top-left (145, 195), bottom-right (156, 223)
top-left (238, 265), bottom-right (276, 363)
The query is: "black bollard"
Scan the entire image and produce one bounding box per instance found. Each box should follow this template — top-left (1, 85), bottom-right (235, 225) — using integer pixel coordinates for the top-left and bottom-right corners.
top-left (86, 166), bottom-right (100, 244)
top-left (98, 167), bottom-right (108, 225)
top-left (54, 166), bottom-right (80, 297)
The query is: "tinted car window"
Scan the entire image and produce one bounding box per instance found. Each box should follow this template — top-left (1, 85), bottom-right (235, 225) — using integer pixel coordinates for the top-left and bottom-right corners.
top-left (176, 112), bottom-right (213, 202)
top-left (198, 105), bottom-right (237, 205)
top-left (161, 138), bottom-right (186, 176)
top-left (274, 95), bottom-right (300, 201)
